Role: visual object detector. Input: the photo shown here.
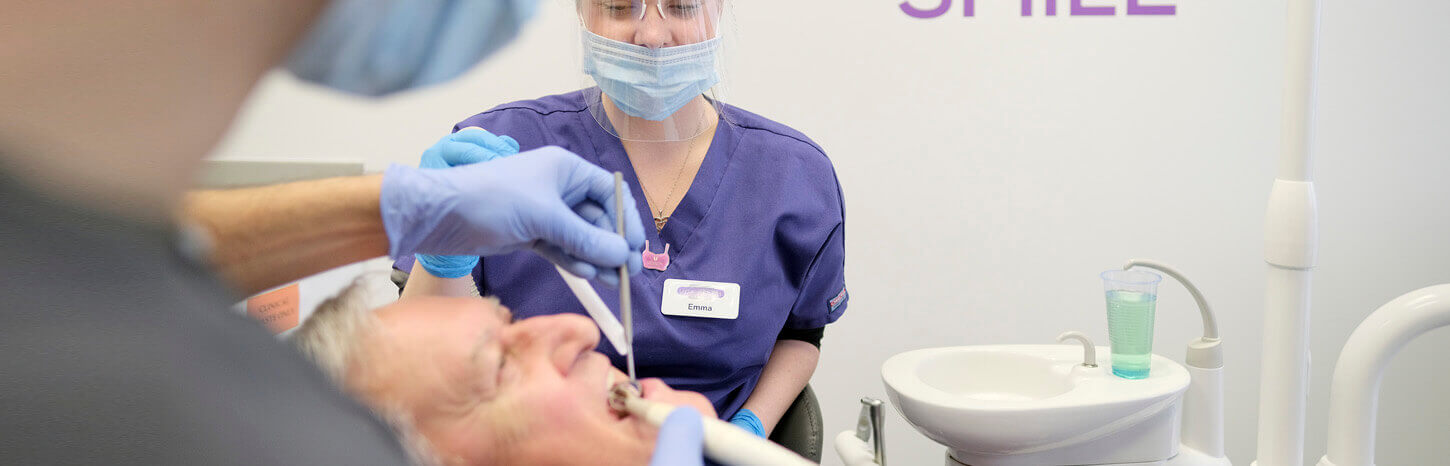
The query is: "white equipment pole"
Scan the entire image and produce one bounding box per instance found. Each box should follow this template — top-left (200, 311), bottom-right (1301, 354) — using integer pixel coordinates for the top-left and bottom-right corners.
top-left (1255, 0), bottom-right (1322, 465)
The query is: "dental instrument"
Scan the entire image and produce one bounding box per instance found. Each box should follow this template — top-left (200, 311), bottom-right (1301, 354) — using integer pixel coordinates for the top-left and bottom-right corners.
top-left (552, 173), bottom-right (638, 357)
top-left (609, 384), bottom-right (816, 466)
top-left (554, 265), bottom-right (628, 355)
top-left (616, 172), bottom-right (638, 387)
top-left (835, 397), bottom-right (886, 466)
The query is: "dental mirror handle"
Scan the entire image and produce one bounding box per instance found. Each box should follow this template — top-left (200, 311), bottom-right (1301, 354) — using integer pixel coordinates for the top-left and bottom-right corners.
top-left (615, 172), bottom-right (637, 384)
top-left (554, 265), bottom-right (628, 355)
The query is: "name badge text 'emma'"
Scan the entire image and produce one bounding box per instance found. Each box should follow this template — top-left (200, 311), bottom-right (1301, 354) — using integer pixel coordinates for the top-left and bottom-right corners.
top-left (661, 279), bottom-right (740, 320)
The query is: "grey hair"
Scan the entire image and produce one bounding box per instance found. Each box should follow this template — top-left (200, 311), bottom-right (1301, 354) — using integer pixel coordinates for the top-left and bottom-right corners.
top-left (292, 278), bottom-right (443, 466)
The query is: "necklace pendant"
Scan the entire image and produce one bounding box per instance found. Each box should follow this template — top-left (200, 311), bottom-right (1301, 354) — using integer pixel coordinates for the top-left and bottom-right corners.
top-left (642, 240), bottom-right (670, 272)
top-left (654, 216), bottom-right (669, 231)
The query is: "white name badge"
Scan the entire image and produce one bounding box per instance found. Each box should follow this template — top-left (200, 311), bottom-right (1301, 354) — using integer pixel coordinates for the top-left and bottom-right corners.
top-left (660, 279), bottom-right (740, 320)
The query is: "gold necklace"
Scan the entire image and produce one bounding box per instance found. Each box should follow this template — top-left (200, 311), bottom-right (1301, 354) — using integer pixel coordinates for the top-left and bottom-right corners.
top-left (639, 132), bottom-right (704, 231)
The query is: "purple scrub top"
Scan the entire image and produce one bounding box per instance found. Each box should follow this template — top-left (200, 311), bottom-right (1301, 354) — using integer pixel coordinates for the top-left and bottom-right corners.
top-left (396, 89), bottom-right (847, 419)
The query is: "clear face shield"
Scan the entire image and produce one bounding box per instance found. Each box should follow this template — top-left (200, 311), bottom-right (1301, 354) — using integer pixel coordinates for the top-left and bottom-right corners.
top-left (577, 0), bottom-right (727, 142)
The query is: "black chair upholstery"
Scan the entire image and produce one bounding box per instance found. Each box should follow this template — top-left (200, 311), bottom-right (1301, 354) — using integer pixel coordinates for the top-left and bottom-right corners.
top-left (768, 384), bottom-right (824, 462)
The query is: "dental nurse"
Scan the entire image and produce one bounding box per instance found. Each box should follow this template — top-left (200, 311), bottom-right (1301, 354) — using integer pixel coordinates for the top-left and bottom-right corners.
top-left (398, 0), bottom-right (848, 438)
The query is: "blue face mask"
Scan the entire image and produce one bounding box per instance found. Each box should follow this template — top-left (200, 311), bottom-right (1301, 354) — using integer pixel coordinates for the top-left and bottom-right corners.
top-left (286, 0), bottom-right (539, 97)
top-left (582, 31), bottom-right (722, 122)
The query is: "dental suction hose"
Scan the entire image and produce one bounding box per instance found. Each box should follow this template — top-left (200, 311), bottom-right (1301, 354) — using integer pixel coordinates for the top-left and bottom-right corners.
top-left (1123, 260), bottom-right (1219, 342)
top-left (613, 386), bottom-right (816, 466)
top-left (1123, 259), bottom-right (1222, 369)
top-left (1123, 260), bottom-right (1229, 464)
top-left (1317, 284), bottom-right (1450, 466)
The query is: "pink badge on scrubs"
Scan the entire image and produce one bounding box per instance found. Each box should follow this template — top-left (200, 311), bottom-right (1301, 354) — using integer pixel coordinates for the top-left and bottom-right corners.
top-left (643, 240), bottom-right (670, 271)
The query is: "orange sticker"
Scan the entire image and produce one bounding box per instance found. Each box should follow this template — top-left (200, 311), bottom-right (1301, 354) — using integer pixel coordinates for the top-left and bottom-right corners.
top-left (247, 283), bottom-right (300, 334)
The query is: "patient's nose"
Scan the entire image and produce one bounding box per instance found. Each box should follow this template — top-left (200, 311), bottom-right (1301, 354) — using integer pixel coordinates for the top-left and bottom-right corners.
top-left (503, 314), bottom-right (601, 373)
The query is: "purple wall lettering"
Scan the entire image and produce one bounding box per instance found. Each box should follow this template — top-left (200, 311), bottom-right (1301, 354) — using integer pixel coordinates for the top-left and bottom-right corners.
top-left (1021, 0), bottom-right (1059, 16)
top-left (911, 0), bottom-right (1173, 18)
top-left (1127, 0), bottom-right (1175, 15)
top-left (900, 0), bottom-right (973, 19)
top-left (1072, 0), bottom-right (1115, 16)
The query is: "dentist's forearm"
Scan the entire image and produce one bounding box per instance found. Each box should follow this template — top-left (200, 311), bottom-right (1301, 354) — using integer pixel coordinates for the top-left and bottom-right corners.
top-left (182, 175), bottom-right (390, 294)
top-left (741, 339), bottom-right (820, 435)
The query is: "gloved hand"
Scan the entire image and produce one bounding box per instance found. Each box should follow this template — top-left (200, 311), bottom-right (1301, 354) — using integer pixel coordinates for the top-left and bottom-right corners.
top-left (729, 408), bottom-right (767, 438)
top-left (382, 145), bottom-right (645, 286)
top-left (413, 128), bottom-right (520, 278)
top-left (650, 406), bottom-right (705, 466)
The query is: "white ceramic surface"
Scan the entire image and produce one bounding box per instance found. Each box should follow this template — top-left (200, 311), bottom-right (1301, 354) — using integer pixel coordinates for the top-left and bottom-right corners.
top-left (883, 345), bottom-right (1191, 465)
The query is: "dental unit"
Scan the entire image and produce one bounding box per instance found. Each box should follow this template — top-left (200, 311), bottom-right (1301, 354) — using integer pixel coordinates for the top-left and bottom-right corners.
top-left (839, 259), bottom-right (1225, 466)
top-left (830, 0), bottom-right (1449, 465)
top-left (548, 4), bottom-right (1446, 463)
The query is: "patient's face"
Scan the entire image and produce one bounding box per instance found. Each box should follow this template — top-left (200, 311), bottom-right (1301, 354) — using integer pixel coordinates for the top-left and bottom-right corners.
top-left (349, 297), bottom-right (706, 465)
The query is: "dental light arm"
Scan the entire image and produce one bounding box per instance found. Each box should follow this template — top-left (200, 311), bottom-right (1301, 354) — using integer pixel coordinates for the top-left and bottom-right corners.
top-left (1317, 284), bottom-right (1450, 466)
top-left (1258, 1), bottom-right (1323, 465)
top-left (1124, 260), bottom-right (1230, 465)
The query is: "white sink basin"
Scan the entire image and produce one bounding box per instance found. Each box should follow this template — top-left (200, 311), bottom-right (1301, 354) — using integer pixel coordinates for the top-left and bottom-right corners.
top-left (882, 345), bottom-right (1190, 466)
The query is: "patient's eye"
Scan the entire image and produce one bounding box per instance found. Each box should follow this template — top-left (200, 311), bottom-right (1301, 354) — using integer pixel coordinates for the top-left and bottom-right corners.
top-left (495, 354), bottom-right (507, 385)
top-left (468, 328), bottom-right (508, 398)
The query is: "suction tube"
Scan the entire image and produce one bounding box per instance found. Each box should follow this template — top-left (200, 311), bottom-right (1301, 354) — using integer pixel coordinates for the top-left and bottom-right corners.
top-left (617, 390), bottom-right (816, 466)
top-left (1123, 260), bottom-right (1228, 464)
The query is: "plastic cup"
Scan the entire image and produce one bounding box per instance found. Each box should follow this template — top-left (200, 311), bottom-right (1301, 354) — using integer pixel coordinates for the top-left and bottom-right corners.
top-left (1100, 269), bottom-right (1163, 379)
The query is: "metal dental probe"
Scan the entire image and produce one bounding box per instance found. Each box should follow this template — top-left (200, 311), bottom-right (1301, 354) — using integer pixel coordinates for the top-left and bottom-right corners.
top-left (615, 172), bottom-right (637, 388)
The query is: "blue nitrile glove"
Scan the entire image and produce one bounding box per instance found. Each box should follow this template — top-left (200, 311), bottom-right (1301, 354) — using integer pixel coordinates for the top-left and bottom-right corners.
top-left (651, 406), bottom-right (705, 466)
top-left (413, 128), bottom-right (520, 278)
top-left (729, 408), bottom-right (766, 438)
top-left (381, 146), bottom-right (646, 286)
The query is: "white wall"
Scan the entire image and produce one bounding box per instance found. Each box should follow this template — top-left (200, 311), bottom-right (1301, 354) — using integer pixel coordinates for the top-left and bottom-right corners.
top-left (211, 1), bottom-right (1450, 464)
